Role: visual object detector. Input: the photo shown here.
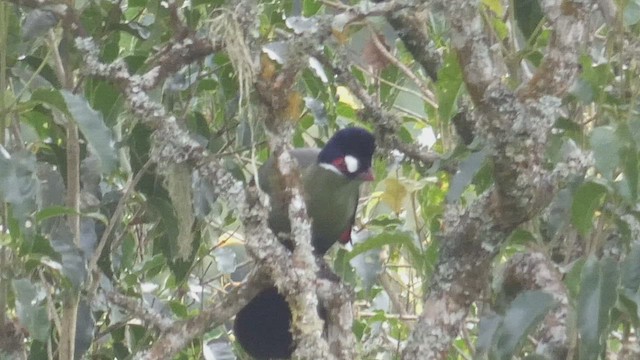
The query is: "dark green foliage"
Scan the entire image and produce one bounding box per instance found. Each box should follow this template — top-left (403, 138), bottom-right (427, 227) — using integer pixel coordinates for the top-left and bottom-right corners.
top-left (1, 0), bottom-right (640, 359)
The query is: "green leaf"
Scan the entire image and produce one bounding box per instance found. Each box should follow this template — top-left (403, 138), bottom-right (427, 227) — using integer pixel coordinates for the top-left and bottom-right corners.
top-left (61, 90), bottom-right (117, 173)
top-left (13, 279), bottom-right (50, 342)
top-left (624, 0), bottom-right (640, 25)
top-left (564, 258), bottom-right (585, 299)
top-left (303, 0), bottom-right (322, 16)
top-left (165, 163), bottom-right (194, 260)
top-left (590, 126), bottom-right (620, 180)
top-left (508, 229), bottom-right (536, 245)
top-left (21, 56), bottom-right (60, 88)
top-left (436, 52), bottom-right (463, 121)
top-left (0, 150), bottom-right (39, 225)
top-left (169, 301), bottom-right (189, 318)
top-left (350, 238), bottom-right (383, 290)
top-left (75, 300), bottom-right (95, 360)
top-left (334, 248), bottom-right (357, 286)
top-left (476, 314), bottom-right (502, 356)
top-left (49, 223), bottom-right (87, 289)
top-left (30, 88), bottom-right (68, 112)
top-left (22, 9), bottom-right (58, 40)
top-left (88, 80), bottom-right (123, 126)
top-left (346, 231), bottom-right (414, 261)
top-left (381, 177), bottom-right (408, 213)
top-left (28, 340), bottom-right (48, 360)
top-left (619, 289), bottom-right (640, 328)
top-left (577, 256), bottom-right (619, 360)
top-left (483, 0), bottom-right (504, 15)
top-left (514, 0), bottom-right (543, 40)
top-left (571, 181), bottom-right (607, 236)
top-left (446, 148), bottom-right (488, 202)
top-left (0, 151), bottom-right (38, 203)
top-left (628, 118), bottom-right (640, 146)
top-left (619, 242), bottom-right (640, 327)
top-left (621, 147), bottom-right (639, 202)
top-left (35, 205), bottom-right (79, 223)
top-left (492, 291), bottom-right (554, 360)
top-left (622, 241), bottom-right (640, 291)
top-left (394, 83), bottom-right (428, 118)
top-left (580, 57), bottom-right (615, 99)
top-left (570, 78), bottom-right (594, 103)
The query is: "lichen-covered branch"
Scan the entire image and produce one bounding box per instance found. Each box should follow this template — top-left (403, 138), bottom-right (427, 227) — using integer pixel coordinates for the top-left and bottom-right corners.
top-left (398, 0), bottom-right (592, 357)
top-left (8, 0), bottom-right (423, 357)
top-left (382, 2), bottom-right (477, 147)
top-left (249, 6), bottom-right (338, 356)
top-left (316, 262), bottom-right (356, 359)
top-left (72, 16), bottom-right (329, 360)
top-left (258, 139), bottom-right (331, 359)
top-left (596, 0), bottom-right (617, 24)
top-left (141, 36), bottom-right (220, 91)
top-left (135, 270), bottom-right (272, 360)
top-left (105, 291), bottom-right (175, 333)
top-left (329, 0), bottom-right (414, 32)
top-left (519, 0), bottom-right (590, 98)
top-left (432, 0), bottom-right (506, 104)
top-left (385, 5), bottom-right (441, 82)
top-left (10, 0), bottom-right (597, 359)
top-left (75, 58), bottom-right (293, 358)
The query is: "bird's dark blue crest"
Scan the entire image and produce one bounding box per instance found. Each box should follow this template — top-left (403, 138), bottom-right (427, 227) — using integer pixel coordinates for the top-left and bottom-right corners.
top-left (318, 127), bottom-right (376, 173)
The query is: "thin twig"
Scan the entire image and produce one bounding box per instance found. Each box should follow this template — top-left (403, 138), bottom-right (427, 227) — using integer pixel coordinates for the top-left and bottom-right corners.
top-left (368, 28), bottom-right (438, 109)
top-left (87, 159), bottom-right (153, 295)
top-left (39, 269), bottom-right (63, 335)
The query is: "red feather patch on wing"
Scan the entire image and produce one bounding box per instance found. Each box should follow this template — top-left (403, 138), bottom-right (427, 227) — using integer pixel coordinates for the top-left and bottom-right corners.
top-left (339, 228), bottom-right (352, 244)
top-left (339, 191), bottom-right (359, 245)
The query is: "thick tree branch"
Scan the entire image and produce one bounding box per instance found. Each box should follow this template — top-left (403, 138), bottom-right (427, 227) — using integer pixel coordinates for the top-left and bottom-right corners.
top-left (73, 29), bottom-right (328, 360)
top-left (399, 0), bottom-right (592, 357)
top-left (385, 5), bottom-right (441, 82)
top-left (260, 142), bottom-right (331, 359)
top-left (251, 6), bottom-right (338, 357)
top-left (318, 280), bottom-right (356, 358)
top-left (12, 1), bottom-right (596, 359)
top-left (105, 292), bottom-right (175, 333)
top-left (135, 270), bottom-right (271, 360)
top-left (68, 0), bottom-right (347, 357)
top-left (141, 36), bottom-right (221, 91)
top-left (430, 0), bottom-right (506, 104)
top-left (596, 0), bottom-right (617, 24)
top-left (519, 0), bottom-right (591, 98)
top-left (11, 0), bottom-right (405, 356)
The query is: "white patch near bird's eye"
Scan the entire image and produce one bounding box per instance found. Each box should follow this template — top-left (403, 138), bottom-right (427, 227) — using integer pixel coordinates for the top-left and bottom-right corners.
top-left (344, 155), bottom-right (359, 173)
top-left (319, 163), bottom-right (342, 175)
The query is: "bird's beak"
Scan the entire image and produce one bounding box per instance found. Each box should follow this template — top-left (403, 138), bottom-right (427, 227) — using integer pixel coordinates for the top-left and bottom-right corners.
top-left (358, 168), bottom-right (374, 181)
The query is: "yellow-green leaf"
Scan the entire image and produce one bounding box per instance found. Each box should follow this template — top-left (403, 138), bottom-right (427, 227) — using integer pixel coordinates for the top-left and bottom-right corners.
top-left (381, 178), bottom-right (408, 213)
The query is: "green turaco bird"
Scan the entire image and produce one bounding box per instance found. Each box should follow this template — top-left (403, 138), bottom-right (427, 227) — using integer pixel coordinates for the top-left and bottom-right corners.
top-left (259, 127), bottom-right (376, 254)
top-left (234, 127), bottom-right (376, 359)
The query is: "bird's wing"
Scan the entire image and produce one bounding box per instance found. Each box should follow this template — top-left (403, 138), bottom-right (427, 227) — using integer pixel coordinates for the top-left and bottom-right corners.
top-left (257, 148), bottom-right (320, 245)
top-left (257, 148), bottom-right (319, 192)
top-left (338, 189), bottom-right (359, 245)
top-left (289, 148), bottom-right (321, 170)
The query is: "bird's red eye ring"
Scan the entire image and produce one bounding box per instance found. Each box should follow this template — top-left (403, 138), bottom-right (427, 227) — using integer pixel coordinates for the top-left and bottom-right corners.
top-left (332, 157), bottom-right (348, 173)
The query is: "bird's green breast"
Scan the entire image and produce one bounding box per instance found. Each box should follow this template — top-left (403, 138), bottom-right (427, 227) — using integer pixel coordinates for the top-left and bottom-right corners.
top-left (302, 166), bottom-right (360, 253)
